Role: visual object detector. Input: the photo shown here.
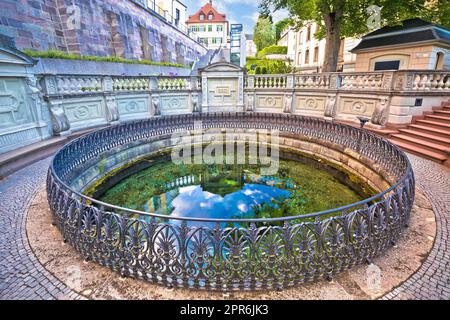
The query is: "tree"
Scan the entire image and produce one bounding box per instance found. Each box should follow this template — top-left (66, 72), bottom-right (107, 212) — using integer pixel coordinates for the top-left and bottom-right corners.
top-left (260, 0), bottom-right (450, 72)
top-left (275, 18), bottom-right (293, 42)
top-left (253, 15), bottom-right (276, 52)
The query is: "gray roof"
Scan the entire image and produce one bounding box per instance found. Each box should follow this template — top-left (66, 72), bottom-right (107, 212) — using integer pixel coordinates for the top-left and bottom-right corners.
top-left (351, 18), bottom-right (450, 53)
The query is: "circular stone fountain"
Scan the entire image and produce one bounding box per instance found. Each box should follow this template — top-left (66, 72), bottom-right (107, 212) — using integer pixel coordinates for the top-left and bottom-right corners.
top-left (47, 112), bottom-right (414, 290)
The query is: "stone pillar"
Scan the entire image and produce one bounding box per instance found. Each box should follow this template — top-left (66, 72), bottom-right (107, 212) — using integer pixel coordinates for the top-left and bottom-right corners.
top-left (201, 74), bottom-right (208, 111)
top-left (103, 77), bottom-right (120, 124)
top-left (283, 74), bottom-right (295, 113)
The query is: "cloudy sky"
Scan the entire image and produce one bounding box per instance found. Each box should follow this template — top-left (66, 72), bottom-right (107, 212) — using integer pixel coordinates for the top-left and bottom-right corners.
top-left (182, 0), bottom-right (289, 34)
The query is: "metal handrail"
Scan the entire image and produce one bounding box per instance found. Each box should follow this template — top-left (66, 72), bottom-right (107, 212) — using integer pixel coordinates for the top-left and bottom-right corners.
top-left (47, 112), bottom-right (414, 290)
top-left (49, 112), bottom-right (413, 223)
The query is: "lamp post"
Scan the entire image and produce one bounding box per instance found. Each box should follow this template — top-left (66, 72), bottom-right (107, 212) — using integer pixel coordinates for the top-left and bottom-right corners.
top-left (357, 116), bottom-right (370, 152)
top-left (357, 116), bottom-right (370, 129)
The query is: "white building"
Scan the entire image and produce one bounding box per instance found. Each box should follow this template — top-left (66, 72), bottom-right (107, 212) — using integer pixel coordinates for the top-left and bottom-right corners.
top-left (245, 34), bottom-right (257, 57)
top-left (186, 1), bottom-right (229, 50)
top-left (278, 22), bottom-right (360, 72)
top-left (148, 1), bottom-right (188, 30)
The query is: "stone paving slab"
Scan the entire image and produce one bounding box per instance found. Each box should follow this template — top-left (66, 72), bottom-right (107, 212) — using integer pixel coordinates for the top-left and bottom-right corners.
top-left (381, 155), bottom-right (450, 300)
top-left (0, 158), bottom-right (81, 300)
top-left (0, 153), bottom-right (449, 300)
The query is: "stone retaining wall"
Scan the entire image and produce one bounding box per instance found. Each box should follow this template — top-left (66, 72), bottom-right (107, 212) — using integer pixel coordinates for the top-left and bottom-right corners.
top-left (0, 0), bottom-right (206, 65)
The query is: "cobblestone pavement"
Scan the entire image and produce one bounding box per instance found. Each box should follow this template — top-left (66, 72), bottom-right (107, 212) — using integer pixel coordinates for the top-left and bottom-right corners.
top-left (0, 154), bottom-right (448, 300)
top-left (0, 158), bottom-right (81, 300)
top-left (382, 155), bottom-right (450, 300)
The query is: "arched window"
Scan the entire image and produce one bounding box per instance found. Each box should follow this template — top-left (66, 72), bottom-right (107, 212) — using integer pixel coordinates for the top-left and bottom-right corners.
top-left (435, 52), bottom-right (445, 70)
top-left (369, 54), bottom-right (410, 71)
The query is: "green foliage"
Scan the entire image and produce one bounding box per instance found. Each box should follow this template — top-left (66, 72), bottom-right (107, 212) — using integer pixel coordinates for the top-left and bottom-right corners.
top-left (256, 45), bottom-right (288, 58)
top-left (261, 0), bottom-right (450, 39)
top-left (246, 57), bottom-right (291, 74)
top-left (23, 49), bottom-right (190, 68)
top-left (253, 15), bottom-right (276, 52)
top-left (260, 0), bottom-right (450, 71)
top-left (275, 18), bottom-right (293, 41)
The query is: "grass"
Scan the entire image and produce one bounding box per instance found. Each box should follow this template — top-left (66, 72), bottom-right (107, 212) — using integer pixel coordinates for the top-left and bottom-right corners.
top-left (23, 49), bottom-right (190, 69)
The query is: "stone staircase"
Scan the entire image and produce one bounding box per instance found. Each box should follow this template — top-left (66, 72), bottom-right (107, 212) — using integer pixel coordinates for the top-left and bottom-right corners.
top-left (389, 100), bottom-right (450, 166)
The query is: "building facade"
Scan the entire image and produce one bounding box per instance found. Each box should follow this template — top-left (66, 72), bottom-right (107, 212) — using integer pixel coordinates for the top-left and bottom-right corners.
top-left (186, 1), bottom-right (229, 50)
top-left (351, 19), bottom-right (450, 71)
top-left (245, 34), bottom-right (257, 58)
top-left (279, 22), bottom-right (360, 72)
top-left (154, 0), bottom-right (188, 30)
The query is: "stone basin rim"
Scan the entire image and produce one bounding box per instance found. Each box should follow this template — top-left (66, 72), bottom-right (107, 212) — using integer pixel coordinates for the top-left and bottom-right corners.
top-left (48, 112), bottom-right (414, 223)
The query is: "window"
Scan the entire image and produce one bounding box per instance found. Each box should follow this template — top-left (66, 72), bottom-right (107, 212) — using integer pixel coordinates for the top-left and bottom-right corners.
top-left (307, 25), bottom-right (311, 41)
top-left (212, 37), bottom-right (223, 44)
top-left (217, 25), bottom-right (223, 32)
top-left (374, 60), bottom-right (400, 70)
top-left (298, 31), bottom-right (302, 45)
top-left (200, 13), bottom-right (205, 21)
top-left (175, 8), bottom-right (180, 25)
top-left (208, 12), bottom-right (214, 20)
top-left (370, 54), bottom-right (409, 71)
top-left (199, 25), bottom-right (206, 32)
top-left (297, 52), bottom-right (302, 65)
top-left (199, 38), bottom-right (208, 45)
top-left (313, 46), bottom-right (319, 63)
top-left (208, 25), bottom-right (213, 32)
top-left (305, 49), bottom-right (310, 64)
top-left (435, 52), bottom-right (445, 70)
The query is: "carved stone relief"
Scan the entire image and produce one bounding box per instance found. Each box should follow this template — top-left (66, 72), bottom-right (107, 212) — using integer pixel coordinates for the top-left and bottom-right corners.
top-left (256, 95), bottom-right (283, 110)
top-left (105, 95), bottom-right (119, 122)
top-left (48, 101), bottom-right (70, 134)
top-left (296, 96), bottom-right (326, 113)
top-left (246, 93), bottom-right (255, 111)
top-left (0, 78), bottom-right (33, 129)
top-left (371, 96), bottom-right (390, 126)
top-left (324, 95), bottom-right (337, 117)
top-left (339, 98), bottom-right (376, 117)
top-left (152, 95), bottom-right (160, 116)
top-left (191, 93), bottom-right (200, 112)
top-left (283, 94), bottom-right (293, 113)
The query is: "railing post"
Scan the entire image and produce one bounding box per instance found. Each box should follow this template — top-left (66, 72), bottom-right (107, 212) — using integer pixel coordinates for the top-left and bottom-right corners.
top-left (149, 76), bottom-right (158, 91)
top-left (283, 75), bottom-right (295, 113)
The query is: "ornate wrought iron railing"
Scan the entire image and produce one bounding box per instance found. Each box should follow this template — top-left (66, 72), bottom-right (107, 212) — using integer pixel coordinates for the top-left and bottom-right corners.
top-left (47, 112), bottom-right (414, 290)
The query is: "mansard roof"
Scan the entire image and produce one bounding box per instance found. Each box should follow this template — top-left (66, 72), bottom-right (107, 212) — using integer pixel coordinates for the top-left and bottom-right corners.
top-left (186, 1), bottom-right (227, 24)
top-left (351, 18), bottom-right (450, 53)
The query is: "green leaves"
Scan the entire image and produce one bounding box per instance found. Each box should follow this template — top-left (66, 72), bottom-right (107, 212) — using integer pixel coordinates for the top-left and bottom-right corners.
top-left (253, 15), bottom-right (276, 52)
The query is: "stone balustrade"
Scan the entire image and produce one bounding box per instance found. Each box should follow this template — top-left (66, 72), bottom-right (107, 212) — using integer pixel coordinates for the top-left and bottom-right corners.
top-left (244, 70), bottom-right (450, 126)
top-left (1, 66), bottom-right (449, 155)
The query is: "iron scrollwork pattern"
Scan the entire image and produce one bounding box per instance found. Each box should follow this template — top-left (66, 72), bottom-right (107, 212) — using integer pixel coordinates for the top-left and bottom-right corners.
top-left (47, 112), bottom-right (415, 290)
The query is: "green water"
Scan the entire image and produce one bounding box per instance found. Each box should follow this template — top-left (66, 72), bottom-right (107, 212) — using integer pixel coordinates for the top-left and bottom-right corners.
top-left (96, 151), bottom-right (373, 221)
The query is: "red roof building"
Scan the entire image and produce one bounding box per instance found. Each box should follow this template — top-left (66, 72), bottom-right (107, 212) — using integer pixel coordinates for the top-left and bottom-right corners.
top-left (186, 1), bottom-right (229, 49)
top-left (186, 1), bottom-right (227, 24)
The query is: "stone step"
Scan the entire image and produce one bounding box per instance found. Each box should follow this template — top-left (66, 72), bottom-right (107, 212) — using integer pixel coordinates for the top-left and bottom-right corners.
top-left (408, 124), bottom-right (450, 138)
top-left (425, 114), bottom-right (450, 123)
top-left (391, 134), bottom-right (450, 154)
top-left (389, 138), bottom-right (448, 162)
top-left (398, 128), bottom-right (450, 146)
top-left (415, 119), bottom-right (450, 130)
top-left (434, 109), bottom-right (450, 115)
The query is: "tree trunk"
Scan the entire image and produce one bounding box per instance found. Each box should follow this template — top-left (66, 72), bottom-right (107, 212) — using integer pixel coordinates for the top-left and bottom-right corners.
top-left (322, 6), bottom-right (344, 73)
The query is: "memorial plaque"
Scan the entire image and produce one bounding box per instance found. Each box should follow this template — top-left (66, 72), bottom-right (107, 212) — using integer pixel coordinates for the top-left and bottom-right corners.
top-left (214, 86), bottom-right (231, 96)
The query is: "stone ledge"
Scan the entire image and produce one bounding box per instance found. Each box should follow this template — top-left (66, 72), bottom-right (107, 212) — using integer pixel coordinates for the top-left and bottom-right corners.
top-left (0, 126), bottom-right (107, 180)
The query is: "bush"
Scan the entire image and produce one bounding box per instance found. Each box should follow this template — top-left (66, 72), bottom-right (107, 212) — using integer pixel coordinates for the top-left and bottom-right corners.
top-left (256, 45), bottom-right (288, 58)
top-left (246, 57), bottom-right (291, 75)
top-left (23, 49), bottom-right (190, 68)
